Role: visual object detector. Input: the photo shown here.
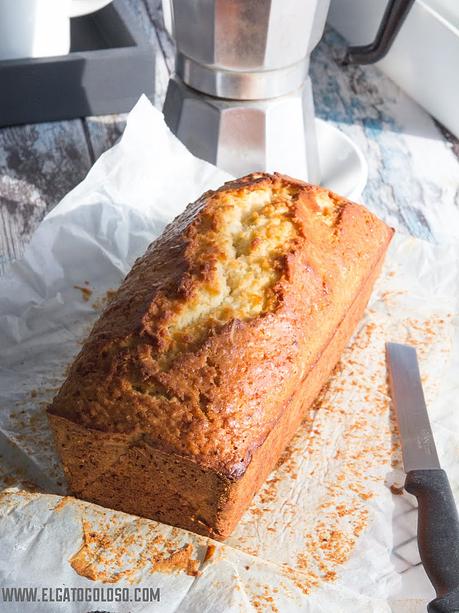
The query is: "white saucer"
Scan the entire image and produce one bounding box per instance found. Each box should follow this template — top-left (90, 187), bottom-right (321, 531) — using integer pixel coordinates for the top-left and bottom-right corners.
top-left (316, 118), bottom-right (368, 201)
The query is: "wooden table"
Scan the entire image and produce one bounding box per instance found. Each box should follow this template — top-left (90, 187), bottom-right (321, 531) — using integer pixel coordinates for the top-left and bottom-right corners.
top-left (1, 0), bottom-right (458, 276)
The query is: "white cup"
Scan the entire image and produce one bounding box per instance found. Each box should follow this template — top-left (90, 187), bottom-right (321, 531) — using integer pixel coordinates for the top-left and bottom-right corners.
top-left (0, 0), bottom-right (114, 61)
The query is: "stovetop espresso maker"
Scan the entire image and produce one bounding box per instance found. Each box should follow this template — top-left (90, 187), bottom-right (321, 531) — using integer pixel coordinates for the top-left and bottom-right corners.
top-left (162, 0), bottom-right (414, 181)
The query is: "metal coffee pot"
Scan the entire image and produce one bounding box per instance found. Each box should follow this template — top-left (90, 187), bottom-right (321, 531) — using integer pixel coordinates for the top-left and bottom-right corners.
top-left (162, 0), bottom-right (414, 181)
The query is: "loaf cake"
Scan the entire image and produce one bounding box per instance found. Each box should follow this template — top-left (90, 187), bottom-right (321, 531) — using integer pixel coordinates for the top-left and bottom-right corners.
top-left (48, 173), bottom-right (393, 540)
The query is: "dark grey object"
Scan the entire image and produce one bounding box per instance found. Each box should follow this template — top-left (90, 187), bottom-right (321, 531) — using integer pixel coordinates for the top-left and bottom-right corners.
top-left (386, 342), bottom-right (459, 613)
top-left (0, 4), bottom-right (154, 128)
top-left (345, 0), bottom-right (416, 64)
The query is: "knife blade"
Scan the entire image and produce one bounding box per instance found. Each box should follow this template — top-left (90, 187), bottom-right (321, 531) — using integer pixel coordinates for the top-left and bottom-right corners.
top-left (386, 342), bottom-right (459, 613)
top-left (386, 342), bottom-right (440, 472)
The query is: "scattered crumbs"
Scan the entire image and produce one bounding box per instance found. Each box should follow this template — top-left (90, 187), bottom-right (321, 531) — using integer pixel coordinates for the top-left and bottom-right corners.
top-left (282, 563), bottom-right (320, 597)
top-left (203, 543), bottom-right (216, 563)
top-left (2, 268), bottom-right (454, 605)
top-left (390, 484), bottom-right (404, 496)
top-left (324, 570), bottom-right (337, 581)
top-left (74, 285), bottom-right (92, 302)
top-left (53, 496), bottom-right (73, 512)
top-left (105, 289), bottom-right (117, 303)
top-left (153, 544), bottom-right (200, 577)
top-left (228, 310), bottom-right (452, 598)
top-left (69, 512), bottom-right (202, 584)
top-left (379, 290), bottom-right (407, 305)
top-left (0, 489), bottom-right (43, 513)
top-left (251, 584), bottom-right (280, 613)
top-left (92, 288), bottom-right (117, 311)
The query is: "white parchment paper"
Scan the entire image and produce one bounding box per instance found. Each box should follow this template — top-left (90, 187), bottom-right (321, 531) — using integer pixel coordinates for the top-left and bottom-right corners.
top-left (0, 96), bottom-right (458, 613)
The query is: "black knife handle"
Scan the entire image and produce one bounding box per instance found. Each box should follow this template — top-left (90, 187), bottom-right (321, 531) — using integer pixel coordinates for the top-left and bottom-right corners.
top-left (405, 469), bottom-right (459, 612)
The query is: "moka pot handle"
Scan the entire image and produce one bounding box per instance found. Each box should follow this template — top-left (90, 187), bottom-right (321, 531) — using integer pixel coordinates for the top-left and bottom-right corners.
top-left (344, 0), bottom-right (415, 64)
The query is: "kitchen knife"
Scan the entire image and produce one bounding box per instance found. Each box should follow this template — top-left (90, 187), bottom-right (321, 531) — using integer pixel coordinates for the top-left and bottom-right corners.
top-left (386, 342), bottom-right (459, 613)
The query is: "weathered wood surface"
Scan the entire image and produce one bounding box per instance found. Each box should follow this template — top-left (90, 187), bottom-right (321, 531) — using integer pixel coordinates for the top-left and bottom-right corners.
top-left (0, 0), bottom-right (458, 276)
top-left (0, 120), bottom-right (93, 275)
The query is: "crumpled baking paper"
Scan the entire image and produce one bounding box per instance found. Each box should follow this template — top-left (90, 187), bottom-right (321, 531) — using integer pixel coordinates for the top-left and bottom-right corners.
top-left (0, 96), bottom-right (458, 613)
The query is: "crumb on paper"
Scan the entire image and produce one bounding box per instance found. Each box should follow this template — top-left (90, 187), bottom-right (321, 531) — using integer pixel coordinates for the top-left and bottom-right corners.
top-left (152, 544), bottom-right (200, 577)
top-left (74, 285), bottom-right (92, 302)
top-left (3, 272), bottom-right (454, 602)
top-left (69, 514), bottom-right (201, 584)
top-left (230, 311), bottom-right (452, 595)
top-left (53, 496), bottom-right (73, 512)
top-left (390, 484), bottom-right (404, 496)
top-left (92, 289), bottom-right (117, 311)
top-left (251, 584), bottom-right (281, 612)
top-left (203, 543), bottom-right (216, 563)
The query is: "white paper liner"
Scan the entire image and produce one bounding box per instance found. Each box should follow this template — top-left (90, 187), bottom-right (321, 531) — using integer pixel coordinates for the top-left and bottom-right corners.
top-left (0, 96), bottom-right (458, 612)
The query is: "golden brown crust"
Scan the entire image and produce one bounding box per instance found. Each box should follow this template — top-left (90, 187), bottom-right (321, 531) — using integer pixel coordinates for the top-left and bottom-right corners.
top-left (48, 173), bottom-right (393, 538)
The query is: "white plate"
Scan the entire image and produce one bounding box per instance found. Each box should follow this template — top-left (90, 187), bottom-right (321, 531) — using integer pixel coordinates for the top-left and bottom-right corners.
top-left (316, 118), bottom-right (368, 201)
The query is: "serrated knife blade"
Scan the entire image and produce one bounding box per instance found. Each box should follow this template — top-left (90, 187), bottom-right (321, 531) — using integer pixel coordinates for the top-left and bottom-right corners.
top-left (385, 342), bottom-right (440, 472)
top-left (385, 342), bottom-right (459, 612)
